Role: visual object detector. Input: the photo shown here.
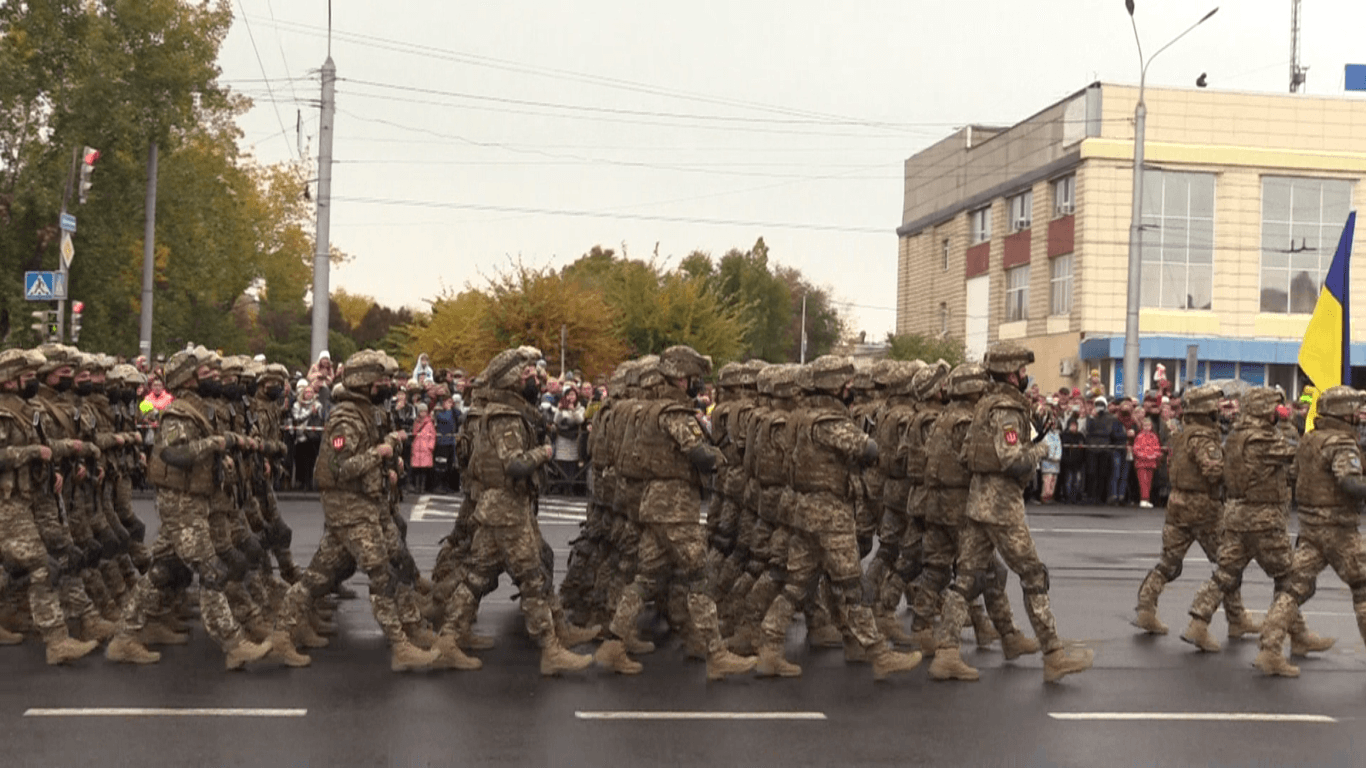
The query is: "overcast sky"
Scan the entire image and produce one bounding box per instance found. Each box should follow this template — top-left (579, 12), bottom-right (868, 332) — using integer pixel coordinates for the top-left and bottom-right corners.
top-left (216, 0), bottom-right (1366, 340)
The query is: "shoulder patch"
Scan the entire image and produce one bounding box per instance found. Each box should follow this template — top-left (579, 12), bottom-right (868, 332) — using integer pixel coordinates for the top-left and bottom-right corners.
top-left (332, 435), bottom-right (346, 451)
top-left (1004, 426), bottom-right (1019, 445)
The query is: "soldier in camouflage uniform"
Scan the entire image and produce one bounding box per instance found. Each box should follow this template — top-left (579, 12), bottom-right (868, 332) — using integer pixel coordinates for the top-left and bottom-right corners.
top-left (107, 346), bottom-right (274, 669)
top-left (431, 347), bottom-right (593, 675)
top-left (268, 350), bottom-right (439, 671)
top-left (848, 360), bottom-right (884, 558)
top-left (863, 359), bottom-right (922, 646)
top-left (1133, 384), bottom-right (1258, 637)
top-left (912, 362), bottom-right (1037, 662)
top-left (595, 346), bottom-right (757, 680)
top-left (77, 354), bottom-right (141, 617)
top-left (753, 355), bottom-right (923, 680)
top-left (706, 360), bottom-right (764, 631)
top-left (0, 348), bottom-right (100, 664)
top-left (929, 342), bottom-right (1093, 683)
top-left (1181, 386), bottom-right (1334, 657)
top-left (1253, 385), bottom-right (1366, 677)
top-left (250, 363), bottom-right (300, 584)
top-left (105, 363), bottom-right (151, 575)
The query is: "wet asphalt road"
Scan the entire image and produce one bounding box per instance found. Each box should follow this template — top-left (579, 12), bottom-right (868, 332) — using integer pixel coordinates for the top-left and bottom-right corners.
top-left (5, 495), bottom-right (1366, 768)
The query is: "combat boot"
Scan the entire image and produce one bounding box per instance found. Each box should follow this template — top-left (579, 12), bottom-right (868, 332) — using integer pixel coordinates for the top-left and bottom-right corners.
top-left (0, 624), bottom-right (23, 645)
top-left (308, 610), bottom-right (337, 636)
top-left (458, 629), bottom-right (496, 651)
top-left (805, 624), bottom-right (844, 648)
top-left (682, 630), bottom-right (709, 661)
top-left (105, 633), bottom-right (160, 664)
top-left (80, 613), bottom-right (116, 643)
top-left (928, 647), bottom-right (979, 681)
top-left (541, 640), bottom-right (593, 676)
top-left (294, 620), bottom-right (329, 649)
top-left (1290, 632), bottom-right (1336, 657)
top-left (706, 648), bottom-right (757, 681)
top-left (843, 637), bottom-right (869, 663)
top-left (622, 630), bottom-right (655, 655)
top-left (594, 639), bottom-right (643, 675)
top-left (754, 645), bottom-right (801, 677)
top-left (557, 618), bottom-right (601, 648)
top-left (1133, 608), bottom-right (1169, 635)
top-left (45, 636), bottom-right (99, 665)
top-left (223, 633), bottom-right (272, 670)
top-left (1180, 619), bottom-right (1221, 652)
top-left (1001, 631), bottom-right (1041, 660)
top-left (877, 616), bottom-right (916, 647)
top-left (869, 644), bottom-right (923, 681)
top-left (1252, 648), bottom-right (1300, 677)
top-left (1042, 646), bottom-right (1095, 683)
top-left (430, 635), bottom-right (482, 671)
top-left (1227, 613), bottom-right (1263, 639)
top-left (405, 624), bottom-right (438, 650)
top-left (390, 639), bottom-right (440, 672)
top-left (724, 625), bottom-right (757, 656)
top-left (137, 622), bottom-right (190, 646)
top-left (909, 627), bottom-right (936, 657)
top-left (244, 617), bottom-right (273, 643)
top-left (969, 605), bottom-right (1000, 648)
top-left (266, 630), bottom-right (311, 668)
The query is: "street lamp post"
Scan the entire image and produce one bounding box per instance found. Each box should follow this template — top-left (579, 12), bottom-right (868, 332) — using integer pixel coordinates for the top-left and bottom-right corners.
top-left (1122, 2), bottom-right (1218, 397)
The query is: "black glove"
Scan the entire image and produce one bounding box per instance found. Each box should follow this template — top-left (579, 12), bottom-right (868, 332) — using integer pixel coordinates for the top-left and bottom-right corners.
top-left (269, 516), bottom-right (292, 550)
top-left (393, 550), bottom-right (419, 585)
top-left (109, 518), bottom-right (132, 549)
top-left (97, 528), bottom-right (120, 559)
top-left (241, 534), bottom-right (267, 569)
top-left (126, 517), bottom-right (147, 543)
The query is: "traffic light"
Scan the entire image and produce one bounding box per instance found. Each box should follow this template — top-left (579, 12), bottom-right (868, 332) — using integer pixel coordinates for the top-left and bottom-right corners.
top-left (78, 146), bottom-right (99, 205)
top-left (70, 301), bottom-right (83, 344)
top-left (29, 309), bottom-right (57, 342)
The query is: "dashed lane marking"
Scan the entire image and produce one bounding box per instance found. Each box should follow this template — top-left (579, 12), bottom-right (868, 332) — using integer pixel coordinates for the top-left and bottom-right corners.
top-left (1048, 712), bottom-right (1336, 723)
top-left (25, 708), bottom-right (307, 718)
top-left (575, 711), bottom-right (827, 721)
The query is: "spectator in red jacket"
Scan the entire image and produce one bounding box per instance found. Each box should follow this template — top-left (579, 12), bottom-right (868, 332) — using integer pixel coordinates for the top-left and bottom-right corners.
top-left (1132, 417), bottom-right (1164, 509)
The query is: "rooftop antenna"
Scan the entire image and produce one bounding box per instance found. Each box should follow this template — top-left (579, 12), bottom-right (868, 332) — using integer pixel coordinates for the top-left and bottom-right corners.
top-left (1290, 0), bottom-right (1308, 92)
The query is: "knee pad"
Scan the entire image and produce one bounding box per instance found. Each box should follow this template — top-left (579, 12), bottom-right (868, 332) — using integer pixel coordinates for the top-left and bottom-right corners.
top-left (1155, 554), bottom-right (1183, 582)
top-left (916, 565), bottom-right (951, 595)
top-left (1019, 562), bottom-right (1050, 595)
top-left (950, 570), bottom-right (986, 602)
top-left (894, 547), bottom-right (923, 580)
top-left (217, 548), bottom-right (249, 582)
top-left (368, 563), bottom-right (399, 600)
top-left (198, 558), bottom-right (231, 591)
top-left (1212, 567), bottom-right (1242, 594)
top-left (831, 577), bottom-right (862, 604)
top-left (269, 517), bottom-right (292, 550)
top-left (1350, 581), bottom-right (1366, 605)
top-left (874, 543), bottom-right (899, 566)
top-left (779, 582), bottom-right (808, 607)
top-left (857, 533), bottom-right (874, 560)
top-left (147, 559), bottom-right (176, 589)
top-left (241, 535), bottom-right (267, 570)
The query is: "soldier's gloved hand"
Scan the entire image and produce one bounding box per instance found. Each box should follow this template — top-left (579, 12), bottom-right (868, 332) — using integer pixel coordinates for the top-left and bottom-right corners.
top-left (268, 516), bottom-right (292, 550)
top-left (241, 534), bottom-right (267, 568)
top-left (81, 539), bottom-right (102, 568)
top-left (111, 520), bottom-right (131, 549)
top-left (126, 517), bottom-right (147, 543)
top-left (97, 528), bottom-right (120, 559)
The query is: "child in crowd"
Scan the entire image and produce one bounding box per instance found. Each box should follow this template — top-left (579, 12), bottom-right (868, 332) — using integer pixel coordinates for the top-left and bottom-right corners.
top-left (1131, 417), bottom-right (1164, 509)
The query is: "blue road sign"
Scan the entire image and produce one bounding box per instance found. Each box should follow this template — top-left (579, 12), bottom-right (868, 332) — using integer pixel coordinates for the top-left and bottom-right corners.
top-left (1348, 64), bottom-right (1366, 92)
top-left (24, 272), bottom-right (54, 301)
top-left (59, 212), bottom-right (76, 233)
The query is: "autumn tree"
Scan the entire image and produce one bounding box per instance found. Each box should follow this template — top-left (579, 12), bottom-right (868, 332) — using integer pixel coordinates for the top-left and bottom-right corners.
top-left (885, 331), bottom-right (967, 366)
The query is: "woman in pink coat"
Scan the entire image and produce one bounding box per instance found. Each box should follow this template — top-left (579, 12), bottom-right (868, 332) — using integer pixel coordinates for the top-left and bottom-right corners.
top-left (1131, 418), bottom-right (1164, 509)
top-left (410, 403), bottom-right (436, 494)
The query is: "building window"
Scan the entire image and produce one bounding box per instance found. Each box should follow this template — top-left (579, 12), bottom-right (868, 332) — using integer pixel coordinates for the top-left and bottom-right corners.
top-left (941, 238), bottom-right (949, 271)
top-left (1259, 177), bottom-right (1354, 313)
top-left (939, 302), bottom-right (948, 335)
top-left (1053, 175), bottom-right (1075, 217)
top-left (1009, 190), bottom-right (1033, 232)
top-left (1005, 264), bottom-right (1029, 322)
top-left (970, 206), bottom-right (992, 245)
top-left (1050, 253), bottom-right (1073, 315)
top-left (1141, 170), bottom-right (1214, 310)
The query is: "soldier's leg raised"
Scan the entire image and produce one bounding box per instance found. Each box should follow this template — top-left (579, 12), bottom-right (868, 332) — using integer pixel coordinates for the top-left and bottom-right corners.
top-left (822, 529), bottom-right (920, 680)
top-left (0, 511), bottom-right (96, 664)
top-left (1135, 521), bottom-right (1196, 634)
top-left (1257, 530), bottom-right (1334, 657)
top-left (929, 520), bottom-right (992, 681)
top-left (1183, 529), bottom-right (1252, 652)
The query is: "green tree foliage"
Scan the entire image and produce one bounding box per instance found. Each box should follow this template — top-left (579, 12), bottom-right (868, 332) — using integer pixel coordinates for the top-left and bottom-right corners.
top-left (885, 331), bottom-right (967, 366)
top-left (774, 265), bottom-right (843, 361)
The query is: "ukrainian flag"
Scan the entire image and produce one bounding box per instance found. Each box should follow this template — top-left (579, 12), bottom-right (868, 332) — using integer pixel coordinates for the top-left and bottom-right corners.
top-left (1298, 211), bottom-right (1355, 429)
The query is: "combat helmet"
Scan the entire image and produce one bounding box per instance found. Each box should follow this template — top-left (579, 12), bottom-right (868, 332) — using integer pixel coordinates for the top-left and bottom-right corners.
top-left (163, 345), bottom-right (218, 390)
top-left (341, 349), bottom-right (390, 391)
top-left (108, 363), bottom-right (147, 388)
top-left (756, 363), bottom-right (802, 400)
top-left (478, 346), bottom-right (540, 391)
top-left (1314, 385), bottom-right (1363, 421)
top-left (851, 358), bottom-right (876, 392)
top-left (911, 359), bottom-right (952, 400)
top-left (1181, 384), bottom-right (1223, 417)
top-left (982, 341), bottom-right (1035, 375)
top-left (0, 349), bottom-right (46, 384)
top-left (946, 362), bottom-right (990, 399)
top-left (35, 343), bottom-right (77, 376)
top-left (798, 355), bottom-right (855, 393)
top-left (658, 345), bottom-right (712, 380)
top-left (261, 363), bottom-right (289, 386)
top-left (633, 355), bottom-right (664, 391)
top-left (1240, 386), bottom-right (1284, 419)
top-left (877, 359), bottom-right (923, 397)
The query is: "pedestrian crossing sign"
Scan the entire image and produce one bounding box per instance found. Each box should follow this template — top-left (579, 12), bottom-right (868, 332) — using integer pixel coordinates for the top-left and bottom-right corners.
top-left (24, 271), bottom-right (65, 301)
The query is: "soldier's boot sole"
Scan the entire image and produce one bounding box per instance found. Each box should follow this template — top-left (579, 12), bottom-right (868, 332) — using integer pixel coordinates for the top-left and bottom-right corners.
top-left (1001, 632), bottom-right (1041, 660)
top-left (1133, 608), bottom-right (1169, 636)
top-left (1291, 633), bottom-right (1336, 657)
top-left (928, 648), bottom-right (979, 681)
top-left (594, 640), bottom-right (642, 675)
top-left (46, 637), bottom-right (99, 665)
top-left (1180, 620), bottom-right (1222, 653)
top-left (754, 647), bottom-right (802, 678)
top-left (105, 635), bottom-right (161, 665)
top-left (706, 650), bottom-right (758, 681)
top-left (1253, 649), bottom-right (1301, 677)
top-left (1043, 646), bottom-right (1095, 683)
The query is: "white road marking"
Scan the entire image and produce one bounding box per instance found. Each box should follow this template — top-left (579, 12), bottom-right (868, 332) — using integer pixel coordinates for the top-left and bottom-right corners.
top-left (25, 708), bottom-right (307, 718)
top-left (575, 711), bottom-right (827, 721)
top-left (1049, 712), bottom-right (1336, 723)
top-left (1034, 528), bottom-right (1162, 535)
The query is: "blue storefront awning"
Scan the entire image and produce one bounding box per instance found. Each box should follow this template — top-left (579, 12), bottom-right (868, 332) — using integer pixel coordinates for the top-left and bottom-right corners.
top-left (1077, 335), bottom-right (1366, 366)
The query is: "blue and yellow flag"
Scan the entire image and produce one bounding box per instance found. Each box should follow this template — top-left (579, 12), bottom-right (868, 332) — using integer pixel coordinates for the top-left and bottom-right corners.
top-left (1298, 211), bottom-right (1355, 429)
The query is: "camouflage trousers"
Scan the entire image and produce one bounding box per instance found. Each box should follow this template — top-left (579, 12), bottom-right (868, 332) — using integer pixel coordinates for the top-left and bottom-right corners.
top-left (937, 517), bottom-right (1062, 654)
top-left (608, 521), bottom-right (721, 653)
top-left (1260, 522), bottom-right (1366, 652)
top-left (121, 490), bottom-right (239, 646)
top-left (279, 517), bottom-right (406, 644)
top-left (760, 526), bottom-right (880, 651)
top-left (0, 500), bottom-right (66, 640)
top-left (443, 514), bottom-right (554, 647)
top-left (1137, 519), bottom-right (1249, 621)
top-left (1190, 527), bottom-right (1295, 624)
top-left (911, 520), bottom-right (1017, 636)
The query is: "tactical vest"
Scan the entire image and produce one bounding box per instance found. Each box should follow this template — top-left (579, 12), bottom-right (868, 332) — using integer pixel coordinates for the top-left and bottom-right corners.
top-left (466, 402), bottom-right (537, 491)
top-left (1168, 423), bottom-right (1221, 495)
top-left (147, 393), bottom-right (217, 494)
top-left (874, 401), bottom-right (914, 479)
top-left (1295, 427), bottom-right (1360, 511)
top-left (615, 400), bottom-right (654, 481)
top-left (714, 400), bottom-right (753, 496)
top-left (0, 398), bottom-right (37, 497)
top-left (963, 392), bottom-right (1030, 474)
top-left (587, 403), bottom-right (612, 469)
top-left (749, 411), bottom-right (792, 488)
top-left (904, 405), bottom-right (939, 483)
top-left (925, 406), bottom-right (974, 489)
top-left (618, 399), bottom-right (696, 483)
top-left (789, 409), bottom-right (850, 496)
top-left (313, 400), bottom-right (380, 493)
top-left (1223, 425), bottom-right (1289, 505)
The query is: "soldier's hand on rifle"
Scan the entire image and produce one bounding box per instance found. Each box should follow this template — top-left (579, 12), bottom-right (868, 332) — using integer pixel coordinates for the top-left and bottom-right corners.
top-left (53, 471), bottom-right (63, 495)
top-left (114, 434), bottom-right (126, 447)
top-left (377, 444), bottom-right (394, 459)
top-left (34, 445), bottom-right (52, 462)
top-left (388, 470), bottom-right (398, 486)
top-left (211, 435), bottom-right (228, 452)
top-left (388, 430), bottom-right (408, 445)
top-left (75, 464), bottom-right (87, 482)
top-left (70, 439), bottom-right (84, 454)
top-left (96, 465), bottom-right (105, 483)
top-left (544, 445), bottom-right (554, 460)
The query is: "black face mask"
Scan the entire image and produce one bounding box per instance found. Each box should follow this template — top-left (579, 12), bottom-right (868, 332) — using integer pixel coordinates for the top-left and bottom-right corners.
top-left (369, 387), bottom-right (392, 405)
top-left (54, 375), bottom-right (74, 393)
top-left (20, 380), bottom-right (40, 400)
top-left (839, 388), bottom-right (856, 407)
top-left (522, 378), bottom-right (540, 405)
top-left (75, 381), bottom-right (93, 397)
top-left (686, 378), bottom-right (702, 398)
top-left (245, 381), bottom-right (259, 397)
top-left (198, 379), bottom-right (221, 397)
top-left (264, 386), bottom-right (283, 400)
top-left (222, 384), bottom-right (242, 400)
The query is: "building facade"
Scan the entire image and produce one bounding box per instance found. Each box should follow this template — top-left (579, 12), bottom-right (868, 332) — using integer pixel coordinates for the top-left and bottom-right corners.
top-left (896, 82), bottom-right (1366, 397)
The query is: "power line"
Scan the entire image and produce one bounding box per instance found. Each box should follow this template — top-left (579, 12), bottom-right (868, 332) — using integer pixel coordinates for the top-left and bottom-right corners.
top-left (260, 0), bottom-right (300, 108)
top-left (234, 0), bottom-right (295, 160)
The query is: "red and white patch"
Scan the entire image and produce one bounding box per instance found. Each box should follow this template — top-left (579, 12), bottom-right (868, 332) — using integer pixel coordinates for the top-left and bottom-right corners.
top-left (332, 436), bottom-right (346, 450)
top-left (1003, 427), bottom-right (1019, 446)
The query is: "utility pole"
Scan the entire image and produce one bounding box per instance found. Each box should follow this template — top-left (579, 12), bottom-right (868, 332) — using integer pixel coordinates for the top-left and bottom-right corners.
top-left (311, 55), bottom-right (336, 365)
top-left (1290, 0), bottom-right (1308, 93)
top-left (138, 141), bottom-right (158, 358)
top-left (800, 294), bottom-right (808, 364)
top-left (57, 146), bottom-right (78, 342)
